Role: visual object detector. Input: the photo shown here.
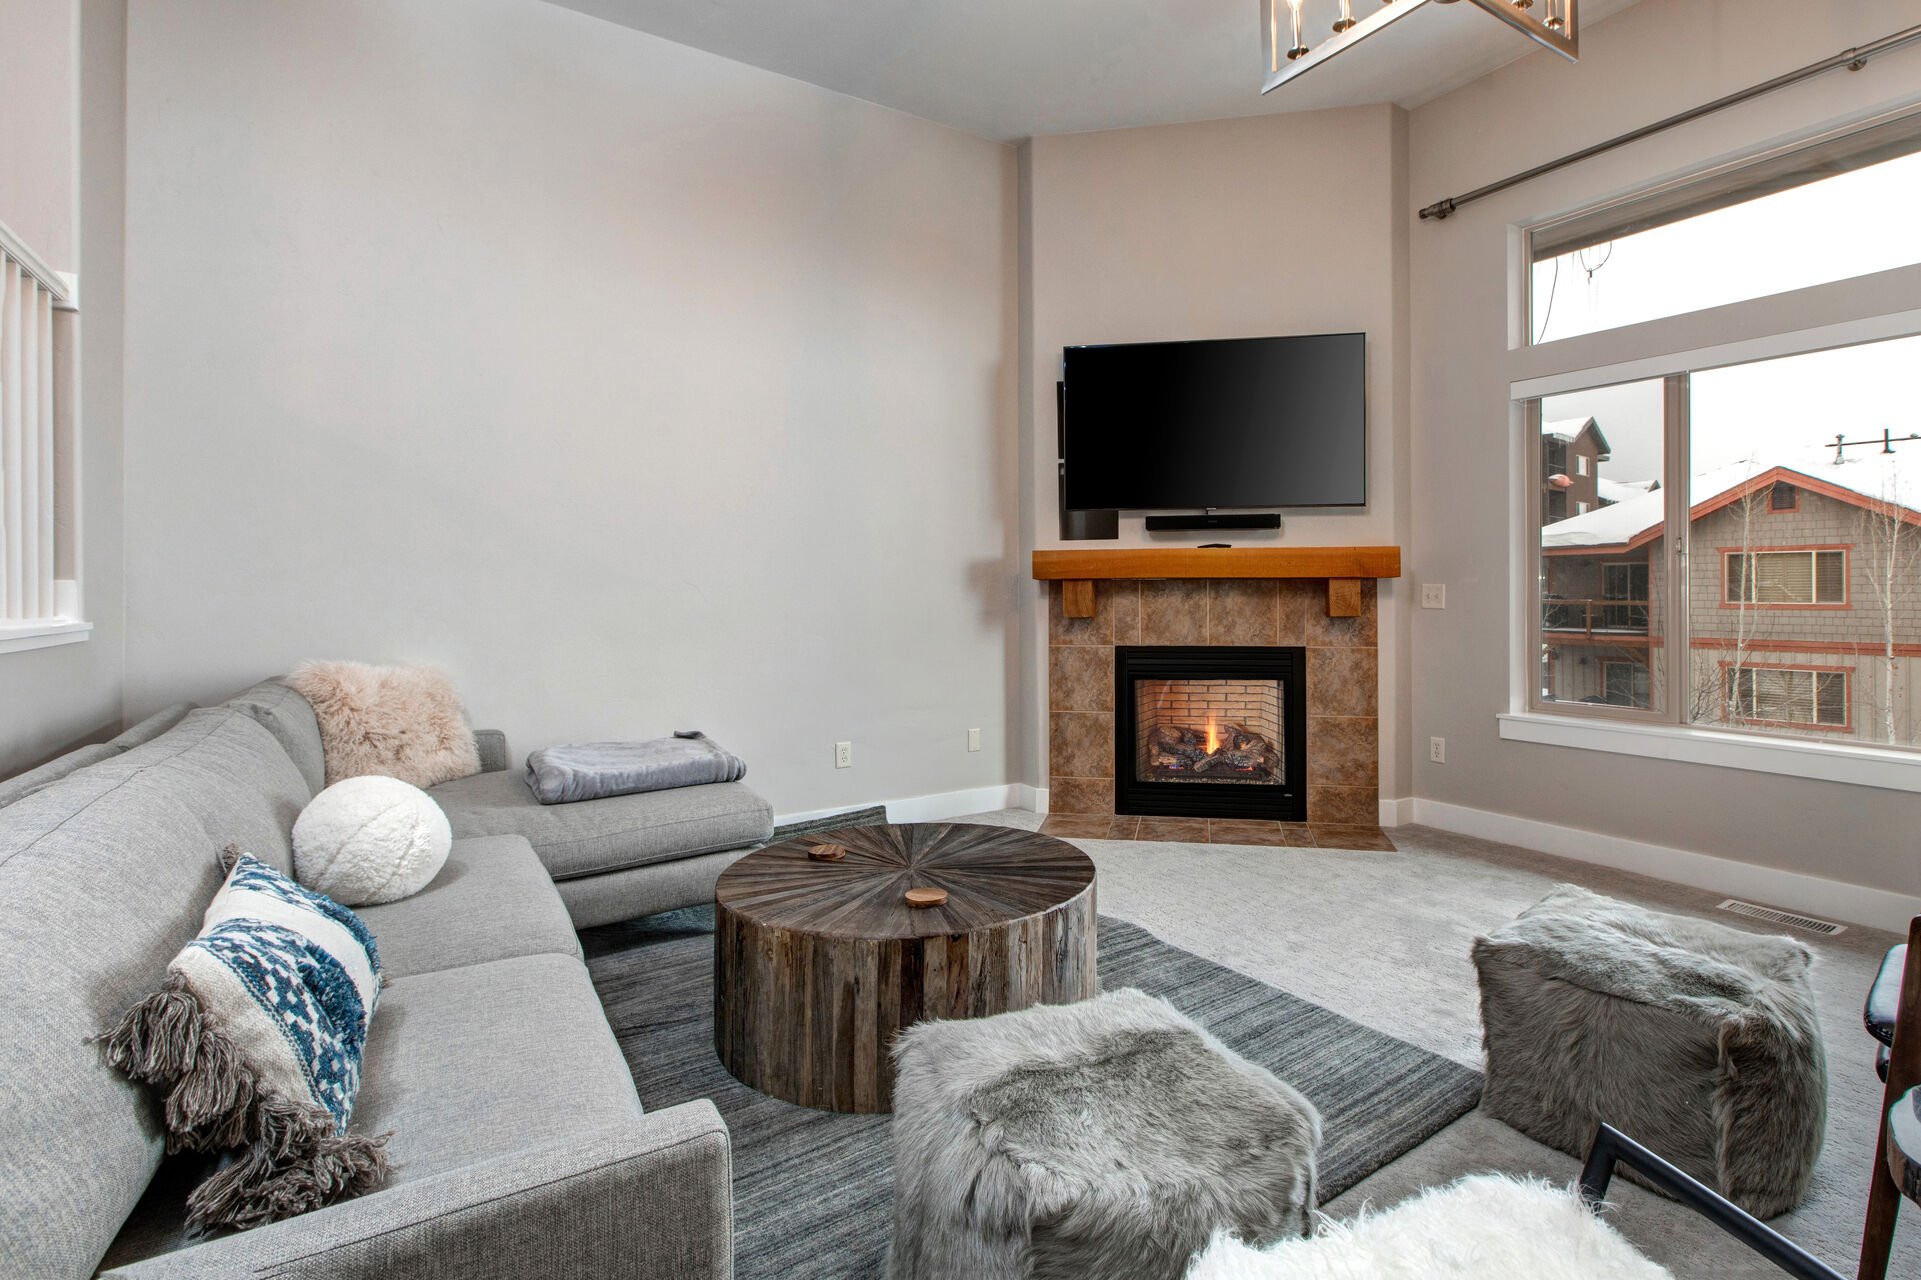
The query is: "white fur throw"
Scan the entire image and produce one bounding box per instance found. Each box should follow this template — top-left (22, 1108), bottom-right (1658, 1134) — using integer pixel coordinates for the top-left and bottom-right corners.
top-left (294, 776), bottom-right (452, 906)
top-left (288, 661), bottom-right (480, 788)
top-left (1187, 1175), bottom-right (1674, 1279)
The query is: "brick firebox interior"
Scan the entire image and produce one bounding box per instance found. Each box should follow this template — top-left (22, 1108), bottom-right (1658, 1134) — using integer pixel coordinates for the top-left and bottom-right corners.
top-left (1041, 578), bottom-right (1394, 850)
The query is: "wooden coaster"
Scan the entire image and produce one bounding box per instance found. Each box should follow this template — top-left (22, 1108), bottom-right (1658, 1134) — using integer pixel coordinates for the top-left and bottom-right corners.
top-left (807, 843), bottom-right (847, 862)
top-left (904, 887), bottom-right (948, 909)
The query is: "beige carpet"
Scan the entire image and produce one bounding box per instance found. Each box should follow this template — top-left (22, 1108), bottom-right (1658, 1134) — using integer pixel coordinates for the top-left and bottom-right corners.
top-left (965, 808), bottom-right (1913, 1279)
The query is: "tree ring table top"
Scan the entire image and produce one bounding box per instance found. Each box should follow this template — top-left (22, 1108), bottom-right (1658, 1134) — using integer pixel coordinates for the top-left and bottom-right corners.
top-left (714, 821), bottom-right (1096, 941)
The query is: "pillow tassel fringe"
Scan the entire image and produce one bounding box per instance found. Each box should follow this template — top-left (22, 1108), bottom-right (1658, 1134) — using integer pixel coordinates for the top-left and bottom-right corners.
top-left (186, 1101), bottom-right (390, 1234)
top-left (98, 973), bottom-right (261, 1152)
top-left (100, 976), bottom-right (390, 1231)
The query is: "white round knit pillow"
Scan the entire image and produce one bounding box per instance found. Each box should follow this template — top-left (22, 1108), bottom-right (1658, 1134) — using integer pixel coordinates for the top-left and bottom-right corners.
top-left (292, 775), bottom-right (452, 906)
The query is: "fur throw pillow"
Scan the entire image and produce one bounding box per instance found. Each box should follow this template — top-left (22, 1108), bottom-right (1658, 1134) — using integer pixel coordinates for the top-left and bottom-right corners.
top-left (287, 661), bottom-right (480, 789)
top-left (101, 849), bottom-right (388, 1232)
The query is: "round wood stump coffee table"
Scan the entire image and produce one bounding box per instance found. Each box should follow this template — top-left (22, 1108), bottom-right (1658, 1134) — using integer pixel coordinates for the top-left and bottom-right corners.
top-left (714, 822), bottom-right (1097, 1113)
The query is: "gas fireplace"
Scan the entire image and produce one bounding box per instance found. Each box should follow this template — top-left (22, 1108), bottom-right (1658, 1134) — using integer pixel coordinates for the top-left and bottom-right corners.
top-left (1114, 646), bottom-right (1307, 820)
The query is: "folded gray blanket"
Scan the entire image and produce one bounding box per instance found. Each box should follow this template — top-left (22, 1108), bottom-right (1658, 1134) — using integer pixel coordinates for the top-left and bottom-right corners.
top-left (525, 731), bottom-right (747, 805)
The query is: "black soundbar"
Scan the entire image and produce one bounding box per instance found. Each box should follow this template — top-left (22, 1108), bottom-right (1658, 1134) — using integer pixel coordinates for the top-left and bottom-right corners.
top-left (1144, 513), bottom-right (1282, 532)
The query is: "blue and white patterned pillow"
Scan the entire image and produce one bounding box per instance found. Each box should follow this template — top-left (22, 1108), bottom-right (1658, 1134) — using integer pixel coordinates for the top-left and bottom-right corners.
top-left (104, 849), bottom-right (389, 1231)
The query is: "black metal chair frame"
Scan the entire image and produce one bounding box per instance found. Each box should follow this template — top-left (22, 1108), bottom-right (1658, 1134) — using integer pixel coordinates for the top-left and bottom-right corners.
top-left (1577, 1123), bottom-right (1847, 1280)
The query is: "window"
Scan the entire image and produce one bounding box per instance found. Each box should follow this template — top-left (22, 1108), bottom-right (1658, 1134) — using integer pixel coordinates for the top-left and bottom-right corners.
top-left (0, 222), bottom-right (82, 651)
top-left (1723, 550), bottom-right (1846, 606)
top-left (1510, 111), bottom-right (1921, 784)
top-left (1576, 455), bottom-right (1589, 477)
top-left (1603, 661), bottom-right (1652, 709)
top-left (1530, 111), bottom-right (1921, 343)
top-left (1727, 666), bottom-right (1848, 729)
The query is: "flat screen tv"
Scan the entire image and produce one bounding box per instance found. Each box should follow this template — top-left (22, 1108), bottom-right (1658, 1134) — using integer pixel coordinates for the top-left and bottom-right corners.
top-left (1061, 333), bottom-right (1366, 511)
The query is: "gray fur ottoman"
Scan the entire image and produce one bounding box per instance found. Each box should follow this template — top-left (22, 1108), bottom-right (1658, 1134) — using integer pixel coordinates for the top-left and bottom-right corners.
top-left (886, 988), bottom-right (1321, 1280)
top-left (1473, 885), bottom-right (1827, 1217)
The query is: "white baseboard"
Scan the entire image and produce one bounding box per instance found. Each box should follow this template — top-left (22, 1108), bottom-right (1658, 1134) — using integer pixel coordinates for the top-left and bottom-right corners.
top-left (1024, 784), bottom-right (1048, 815)
top-left (774, 783), bottom-right (1033, 829)
top-left (1409, 797), bottom-right (1921, 934)
top-left (1378, 797), bottom-right (1413, 828)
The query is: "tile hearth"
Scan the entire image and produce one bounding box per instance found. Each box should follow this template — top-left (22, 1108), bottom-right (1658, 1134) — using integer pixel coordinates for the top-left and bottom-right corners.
top-left (1038, 815), bottom-right (1396, 851)
top-left (1047, 577), bottom-right (1393, 850)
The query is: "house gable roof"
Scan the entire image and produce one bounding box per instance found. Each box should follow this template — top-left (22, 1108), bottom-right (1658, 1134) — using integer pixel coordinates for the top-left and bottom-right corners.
top-left (1541, 445), bottom-right (1921, 555)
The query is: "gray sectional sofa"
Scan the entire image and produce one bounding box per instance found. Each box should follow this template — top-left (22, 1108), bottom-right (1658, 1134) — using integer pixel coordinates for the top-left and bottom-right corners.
top-left (0, 678), bottom-right (772, 1279)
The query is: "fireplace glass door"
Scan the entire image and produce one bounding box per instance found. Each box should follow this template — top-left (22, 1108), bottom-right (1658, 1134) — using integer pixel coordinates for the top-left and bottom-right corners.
top-left (1135, 678), bottom-right (1285, 786)
top-left (1113, 646), bottom-right (1306, 820)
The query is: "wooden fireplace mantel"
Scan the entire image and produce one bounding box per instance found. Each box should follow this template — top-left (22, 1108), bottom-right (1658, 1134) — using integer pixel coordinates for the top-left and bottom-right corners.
top-left (1031, 546), bottom-right (1402, 619)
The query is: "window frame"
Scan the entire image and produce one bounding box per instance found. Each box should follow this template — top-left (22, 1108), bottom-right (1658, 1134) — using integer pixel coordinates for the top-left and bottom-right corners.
top-left (1503, 107), bottom-right (1921, 792)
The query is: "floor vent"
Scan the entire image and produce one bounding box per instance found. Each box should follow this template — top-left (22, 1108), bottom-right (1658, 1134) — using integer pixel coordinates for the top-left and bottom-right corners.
top-left (1716, 899), bottom-right (1846, 936)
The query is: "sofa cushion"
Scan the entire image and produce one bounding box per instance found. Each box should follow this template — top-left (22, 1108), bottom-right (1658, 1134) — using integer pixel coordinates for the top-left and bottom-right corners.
top-left (354, 835), bottom-right (582, 978)
top-left (109, 703), bottom-right (196, 752)
top-left (428, 770), bottom-right (772, 882)
top-left (90, 709), bottom-right (311, 875)
top-left (222, 679), bottom-right (327, 798)
top-left (96, 953), bottom-right (645, 1270)
top-left (0, 772), bottom-right (229, 1280)
top-left (0, 741), bottom-right (120, 808)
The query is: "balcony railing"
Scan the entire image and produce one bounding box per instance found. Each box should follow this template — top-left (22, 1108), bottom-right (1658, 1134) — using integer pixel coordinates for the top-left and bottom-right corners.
top-left (1542, 596), bottom-right (1650, 637)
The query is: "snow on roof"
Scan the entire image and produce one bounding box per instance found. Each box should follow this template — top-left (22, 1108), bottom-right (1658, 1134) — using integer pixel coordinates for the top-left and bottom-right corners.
top-left (1596, 477), bottom-right (1657, 504)
top-left (1542, 443), bottom-right (1921, 550)
top-left (1542, 415), bottom-right (1611, 458)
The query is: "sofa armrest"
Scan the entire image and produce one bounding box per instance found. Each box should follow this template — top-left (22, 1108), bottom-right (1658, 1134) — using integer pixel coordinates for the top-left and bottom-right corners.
top-left (102, 1102), bottom-right (732, 1280)
top-left (473, 728), bottom-right (511, 774)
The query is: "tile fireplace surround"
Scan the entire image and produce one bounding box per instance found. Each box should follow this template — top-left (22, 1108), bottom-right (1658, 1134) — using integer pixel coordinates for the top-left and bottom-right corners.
top-left (1041, 578), bottom-right (1394, 852)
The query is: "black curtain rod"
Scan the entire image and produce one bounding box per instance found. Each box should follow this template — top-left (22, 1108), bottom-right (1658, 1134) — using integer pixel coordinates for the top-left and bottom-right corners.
top-left (1418, 21), bottom-right (1921, 222)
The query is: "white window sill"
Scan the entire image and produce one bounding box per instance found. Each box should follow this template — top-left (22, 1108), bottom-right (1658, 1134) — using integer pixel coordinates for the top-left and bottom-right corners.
top-left (1498, 711), bottom-right (1921, 794)
top-left (0, 620), bottom-right (93, 656)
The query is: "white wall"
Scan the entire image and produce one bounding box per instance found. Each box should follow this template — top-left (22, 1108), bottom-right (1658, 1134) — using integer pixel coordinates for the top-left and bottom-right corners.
top-left (0, 0), bottom-right (126, 776)
top-left (1407, 0), bottom-right (1921, 906)
top-left (1019, 108), bottom-right (1413, 805)
top-left (121, 0), bottom-right (1019, 817)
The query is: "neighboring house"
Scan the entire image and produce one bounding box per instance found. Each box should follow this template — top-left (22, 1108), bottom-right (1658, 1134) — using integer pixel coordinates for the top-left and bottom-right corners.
top-left (1541, 417), bottom-right (1612, 521)
top-left (1539, 445), bottom-right (1921, 744)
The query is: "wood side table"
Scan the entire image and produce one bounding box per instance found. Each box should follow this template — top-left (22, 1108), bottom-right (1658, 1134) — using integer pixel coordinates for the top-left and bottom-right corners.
top-left (714, 822), bottom-right (1097, 1113)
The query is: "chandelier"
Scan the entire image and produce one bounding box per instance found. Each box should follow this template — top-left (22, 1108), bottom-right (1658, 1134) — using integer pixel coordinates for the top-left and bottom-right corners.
top-left (1262, 0), bottom-right (1578, 93)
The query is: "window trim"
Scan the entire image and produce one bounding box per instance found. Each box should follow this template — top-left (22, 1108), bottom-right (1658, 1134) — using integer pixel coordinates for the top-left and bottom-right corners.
top-left (1719, 546), bottom-right (1849, 610)
top-left (1768, 482), bottom-right (1798, 513)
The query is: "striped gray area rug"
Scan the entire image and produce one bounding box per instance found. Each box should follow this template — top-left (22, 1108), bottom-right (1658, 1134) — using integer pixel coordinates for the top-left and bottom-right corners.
top-left (583, 910), bottom-right (1481, 1280)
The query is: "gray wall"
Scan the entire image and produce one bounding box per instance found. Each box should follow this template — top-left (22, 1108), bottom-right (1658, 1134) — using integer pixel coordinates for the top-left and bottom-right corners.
top-left (120, 0), bottom-right (1019, 816)
top-left (0, 0), bottom-right (127, 776)
top-left (1017, 108), bottom-right (1413, 809)
top-left (1406, 0), bottom-right (1921, 901)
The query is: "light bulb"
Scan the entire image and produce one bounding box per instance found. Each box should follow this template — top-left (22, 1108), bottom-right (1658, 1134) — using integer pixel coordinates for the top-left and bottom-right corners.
top-left (1287, 0), bottom-right (1311, 59)
top-left (1334, 0), bottom-right (1357, 33)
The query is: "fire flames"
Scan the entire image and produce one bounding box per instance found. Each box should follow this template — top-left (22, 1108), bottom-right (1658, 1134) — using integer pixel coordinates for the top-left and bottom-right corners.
top-left (1205, 717), bottom-right (1219, 755)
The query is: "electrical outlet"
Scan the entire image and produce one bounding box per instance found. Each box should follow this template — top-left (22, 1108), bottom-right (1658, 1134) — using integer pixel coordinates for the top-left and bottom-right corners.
top-left (1429, 736), bottom-right (1446, 764)
top-left (967, 728), bottom-right (982, 752)
top-left (1420, 583), bottom-right (1446, 609)
top-left (834, 741), bottom-right (852, 769)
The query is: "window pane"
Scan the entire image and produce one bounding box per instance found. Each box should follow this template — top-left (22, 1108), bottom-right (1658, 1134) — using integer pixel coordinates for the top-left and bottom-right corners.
top-left (1687, 336), bottom-right (1921, 746)
top-left (1535, 379), bottom-right (1666, 714)
top-left (1530, 144), bottom-right (1921, 343)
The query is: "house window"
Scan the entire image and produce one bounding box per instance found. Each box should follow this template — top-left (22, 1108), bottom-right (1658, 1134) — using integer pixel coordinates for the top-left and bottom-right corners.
top-left (1723, 550), bottom-right (1846, 606)
top-left (1603, 661), bottom-right (1652, 709)
top-left (1727, 666), bottom-right (1848, 729)
top-left (1576, 455), bottom-right (1589, 477)
top-left (1576, 501), bottom-right (1589, 515)
top-left (1770, 483), bottom-right (1797, 512)
top-left (1530, 111), bottom-right (1921, 343)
